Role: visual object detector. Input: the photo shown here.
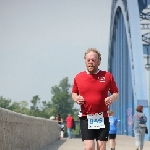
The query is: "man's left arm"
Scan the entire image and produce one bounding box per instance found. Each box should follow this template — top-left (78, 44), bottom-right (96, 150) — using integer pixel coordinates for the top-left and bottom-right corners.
top-left (105, 92), bottom-right (119, 106)
top-left (109, 92), bottom-right (119, 103)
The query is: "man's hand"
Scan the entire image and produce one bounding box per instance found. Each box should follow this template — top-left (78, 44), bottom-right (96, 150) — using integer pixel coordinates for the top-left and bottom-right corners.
top-left (105, 97), bottom-right (112, 106)
top-left (74, 95), bottom-right (85, 105)
top-left (105, 93), bottom-right (119, 106)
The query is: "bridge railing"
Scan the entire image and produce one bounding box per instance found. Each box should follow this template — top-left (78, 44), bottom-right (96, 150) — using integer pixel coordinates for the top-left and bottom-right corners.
top-left (0, 107), bottom-right (59, 150)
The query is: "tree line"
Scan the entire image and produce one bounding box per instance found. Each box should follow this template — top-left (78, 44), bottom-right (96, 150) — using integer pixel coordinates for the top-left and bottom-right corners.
top-left (0, 77), bottom-right (79, 120)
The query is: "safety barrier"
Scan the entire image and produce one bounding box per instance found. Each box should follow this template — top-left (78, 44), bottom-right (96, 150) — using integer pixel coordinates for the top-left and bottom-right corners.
top-left (0, 107), bottom-right (59, 150)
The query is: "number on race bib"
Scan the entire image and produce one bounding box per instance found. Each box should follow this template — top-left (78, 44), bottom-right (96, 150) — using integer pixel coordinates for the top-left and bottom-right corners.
top-left (87, 113), bottom-right (105, 129)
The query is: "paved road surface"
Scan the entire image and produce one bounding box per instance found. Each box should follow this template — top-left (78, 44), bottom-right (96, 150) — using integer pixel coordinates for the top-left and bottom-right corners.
top-left (42, 135), bottom-right (150, 150)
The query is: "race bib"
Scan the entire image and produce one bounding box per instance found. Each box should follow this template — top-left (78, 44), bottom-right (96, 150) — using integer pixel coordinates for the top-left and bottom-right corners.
top-left (87, 113), bottom-right (105, 129)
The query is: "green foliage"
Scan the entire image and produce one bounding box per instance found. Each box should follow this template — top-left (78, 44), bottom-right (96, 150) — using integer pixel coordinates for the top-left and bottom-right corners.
top-left (30, 95), bottom-right (40, 111)
top-left (72, 122), bottom-right (80, 137)
top-left (29, 95), bottom-right (41, 117)
top-left (9, 101), bottom-right (30, 115)
top-left (72, 111), bottom-right (80, 137)
top-left (40, 101), bottom-right (53, 119)
top-left (51, 77), bottom-right (74, 119)
top-left (0, 96), bottom-right (11, 109)
top-left (0, 77), bottom-right (78, 122)
top-left (9, 101), bottom-right (21, 112)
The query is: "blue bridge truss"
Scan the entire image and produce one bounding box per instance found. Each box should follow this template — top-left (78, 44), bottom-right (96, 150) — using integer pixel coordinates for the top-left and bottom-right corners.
top-left (108, 0), bottom-right (150, 140)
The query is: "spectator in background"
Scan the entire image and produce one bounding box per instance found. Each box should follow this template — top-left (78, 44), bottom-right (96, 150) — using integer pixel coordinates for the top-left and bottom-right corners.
top-left (56, 113), bottom-right (63, 138)
top-left (60, 124), bottom-right (65, 139)
top-left (108, 110), bottom-right (119, 150)
top-left (56, 113), bottom-right (63, 124)
top-left (132, 105), bottom-right (147, 150)
top-left (66, 114), bottom-right (73, 139)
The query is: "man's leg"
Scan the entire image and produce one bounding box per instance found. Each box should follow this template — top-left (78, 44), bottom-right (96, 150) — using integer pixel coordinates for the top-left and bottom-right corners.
top-left (67, 128), bottom-right (71, 138)
top-left (97, 140), bottom-right (107, 150)
top-left (80, 117), bottom-right (95, 150)
top-left (70, 128), bottom-right (72, 138)
top-left (83, 140), bottom-right (95, 150)
top-left (96, 118), bottom-right (109, 150)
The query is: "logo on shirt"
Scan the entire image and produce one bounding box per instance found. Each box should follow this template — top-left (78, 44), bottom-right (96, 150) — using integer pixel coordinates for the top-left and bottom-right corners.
top-left (98, 77), bottom-right (105, 82)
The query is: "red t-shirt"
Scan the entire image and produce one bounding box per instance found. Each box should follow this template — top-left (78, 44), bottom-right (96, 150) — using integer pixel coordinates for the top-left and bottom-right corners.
top-left (72, 70), bottom-right (118, 117)
top-left (66, 116), bottom-right (73, 128)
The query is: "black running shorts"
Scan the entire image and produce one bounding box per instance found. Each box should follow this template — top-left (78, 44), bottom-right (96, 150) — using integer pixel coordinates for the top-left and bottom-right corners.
top-left (109, 134), bottom-right (116, 139)
top-left (79, 116), bottom-right (110, 141)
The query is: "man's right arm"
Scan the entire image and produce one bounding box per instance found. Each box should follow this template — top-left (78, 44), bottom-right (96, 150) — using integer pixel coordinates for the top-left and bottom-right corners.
top-left (72, 93), bottom-right (84, 105)
top-left (72, 93), bottom-right (78, 102)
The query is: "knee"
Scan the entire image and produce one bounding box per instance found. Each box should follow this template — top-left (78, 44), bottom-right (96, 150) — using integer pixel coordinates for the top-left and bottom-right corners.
top-left (84, 145), bottom-right (93, 150)
top-left (97, 141), bottom-right (106, 150)
top-left (84, 143), bottom-right (94, 150)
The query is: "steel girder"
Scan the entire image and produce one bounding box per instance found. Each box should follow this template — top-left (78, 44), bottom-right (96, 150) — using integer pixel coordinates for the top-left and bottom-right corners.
top-left (108, 0), bottom-right (149, 139)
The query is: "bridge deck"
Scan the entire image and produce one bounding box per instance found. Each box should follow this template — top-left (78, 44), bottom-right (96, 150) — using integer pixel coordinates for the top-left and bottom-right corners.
top-left (42, 135), bottom-right (150, 150)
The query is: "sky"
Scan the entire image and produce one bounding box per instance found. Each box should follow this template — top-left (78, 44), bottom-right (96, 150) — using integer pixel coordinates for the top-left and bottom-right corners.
top-left (0, 0), bottom-right (112, 108)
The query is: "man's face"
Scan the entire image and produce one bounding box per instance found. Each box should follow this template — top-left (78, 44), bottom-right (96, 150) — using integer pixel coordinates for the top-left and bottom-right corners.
top-left (85, 51), bottom-right (100, 74)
